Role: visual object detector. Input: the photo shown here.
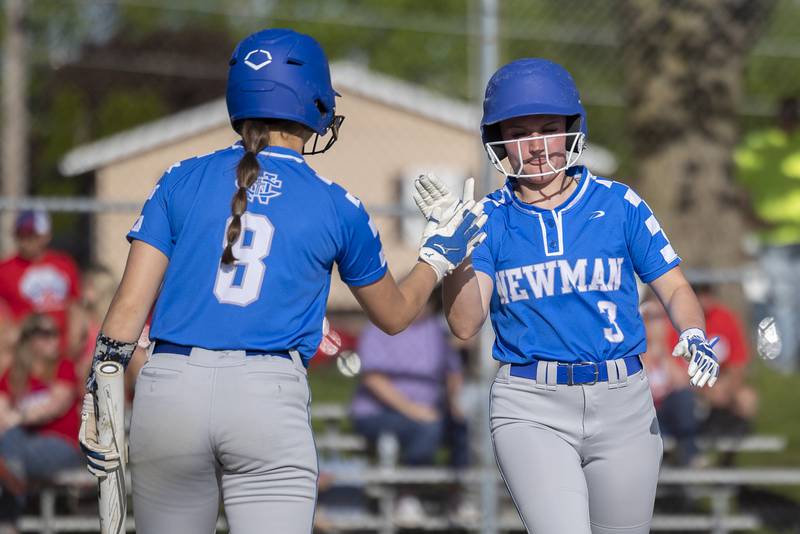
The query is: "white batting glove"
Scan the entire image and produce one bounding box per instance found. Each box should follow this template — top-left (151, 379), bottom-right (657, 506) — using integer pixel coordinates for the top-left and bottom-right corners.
top-left (672, 328), bottom-right (720, 388)
top-left (413, 174), bottom-right (475, 223)
top-left (79, 393), bottom-right (122, 478)
top-left (418, 201), bottom-right (488, 282)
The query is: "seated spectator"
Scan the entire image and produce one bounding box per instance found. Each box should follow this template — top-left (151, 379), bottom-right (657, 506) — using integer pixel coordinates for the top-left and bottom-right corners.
top-left (0, 211), bottom-right (80, 356)
top-left (68, 264), bottom-right (117, 382)
top-left (641, 297), bottom-right (701, 467)
top-left (349, 297), bottom-right (468, 521)
top-left (667, 284), bottom-right (759, 437)
top-left (69, 264), bottom-right (153, 397)
top-left (0, 314), bottom-right (83, 529)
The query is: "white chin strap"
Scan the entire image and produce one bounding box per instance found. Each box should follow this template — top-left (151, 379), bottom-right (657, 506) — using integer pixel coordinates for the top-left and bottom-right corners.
top-left (485, 132), bottom-right (585, 178)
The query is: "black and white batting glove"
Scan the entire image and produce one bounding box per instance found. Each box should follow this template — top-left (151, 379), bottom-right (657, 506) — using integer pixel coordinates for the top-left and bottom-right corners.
top-left (413, 174), bottom-right (474, 223)
top-left (672, 328), bottom-right (720, 388)
top-left (85, 333), bottom-right (136, 393)
top-left (418, 201), bottom-right (488, 282)
top-left (79, 393), bottom-right (122, 478)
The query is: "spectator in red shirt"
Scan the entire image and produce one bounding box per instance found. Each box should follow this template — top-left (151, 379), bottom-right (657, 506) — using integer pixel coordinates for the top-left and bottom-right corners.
top-left (0, 314), bottom-right (82, 526)
top-left (0, 211), bottom-right (80, 356)
top-left (667, 284), bottom-right (759, 436)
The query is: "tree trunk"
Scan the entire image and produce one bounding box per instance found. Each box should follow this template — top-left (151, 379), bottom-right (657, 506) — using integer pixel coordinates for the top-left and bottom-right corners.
top-left (2, 0), bottom-right (29, 254)
top-left (618, 0), bottom-right (775, 273)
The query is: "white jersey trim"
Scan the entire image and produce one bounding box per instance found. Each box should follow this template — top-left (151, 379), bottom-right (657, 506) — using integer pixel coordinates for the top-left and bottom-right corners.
top-left (314, 173), bottom-right (333, 185)
top-left (536, 211), bottom-right (565, 257)
top-left (504, 166), bottom-right (592, 217)
top-left (260, 150), bottom-right (304, 163)
top-left (230, 143), bottom-right (305, 164)
top-left (624, 188), bottom-right (643, 207)
top-left (644, 215), bottom-right (661, 236)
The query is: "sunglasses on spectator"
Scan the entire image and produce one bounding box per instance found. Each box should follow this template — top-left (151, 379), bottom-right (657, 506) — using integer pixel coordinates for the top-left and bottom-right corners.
top-left (31, 328), bottom-right (59, 338)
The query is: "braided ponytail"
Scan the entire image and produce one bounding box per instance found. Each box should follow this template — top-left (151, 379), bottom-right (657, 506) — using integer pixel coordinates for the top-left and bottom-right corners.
top-left (221, 120), bottom-right (271, 265)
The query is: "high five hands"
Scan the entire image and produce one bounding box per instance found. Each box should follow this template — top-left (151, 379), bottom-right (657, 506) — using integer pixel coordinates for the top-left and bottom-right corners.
top-left (414, 174), bottom-right (488, 282)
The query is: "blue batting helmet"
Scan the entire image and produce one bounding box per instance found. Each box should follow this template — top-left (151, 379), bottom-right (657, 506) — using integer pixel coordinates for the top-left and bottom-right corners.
top-left (226, 29), bottom-right (339, 136)
top-left (481, 58), bottom-right (587, 160)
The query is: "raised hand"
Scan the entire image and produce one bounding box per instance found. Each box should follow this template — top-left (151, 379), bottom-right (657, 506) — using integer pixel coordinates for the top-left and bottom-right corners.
top-left (418, 198), bottom-right (487, 282)
top-left (413, 174), bottom-right (475, 223)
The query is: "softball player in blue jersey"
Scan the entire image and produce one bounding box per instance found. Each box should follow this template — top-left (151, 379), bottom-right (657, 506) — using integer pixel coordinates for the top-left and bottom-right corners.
top-left (76, 29), bottom-right (486, 534)
top-left (414, 59), bottom-right (720, 533)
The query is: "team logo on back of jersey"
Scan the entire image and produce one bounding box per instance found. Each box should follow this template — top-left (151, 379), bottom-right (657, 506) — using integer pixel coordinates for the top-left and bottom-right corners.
top-left (247, 171), bottom-right (283, 205)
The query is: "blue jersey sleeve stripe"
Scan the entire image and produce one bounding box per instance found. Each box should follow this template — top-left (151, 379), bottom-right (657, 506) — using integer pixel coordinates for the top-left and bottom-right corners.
top-left (126, 233), bottom-right (173, 259)
top-left (341, 263), bottom-right (387, 286)
top-left (638, 256), bottom-right (681, 283)
top-left (472, 260), bottom-right (495, 277)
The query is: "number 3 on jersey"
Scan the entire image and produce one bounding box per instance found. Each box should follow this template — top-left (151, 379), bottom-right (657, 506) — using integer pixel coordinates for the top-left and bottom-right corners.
top-left (214, 213), bottom-right (274, 306)
top-left (597, 300), bottom-right (624, 343)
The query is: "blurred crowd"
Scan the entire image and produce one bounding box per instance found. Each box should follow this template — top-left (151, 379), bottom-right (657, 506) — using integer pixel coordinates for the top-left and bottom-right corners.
top-left (0, 210), bottom-right (143, 529)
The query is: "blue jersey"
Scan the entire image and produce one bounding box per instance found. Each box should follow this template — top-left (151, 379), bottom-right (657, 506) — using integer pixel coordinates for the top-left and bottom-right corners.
top-left (471, 166), bottom-right (680, 365)
top-left (127, 144), bottom-right (387, 362)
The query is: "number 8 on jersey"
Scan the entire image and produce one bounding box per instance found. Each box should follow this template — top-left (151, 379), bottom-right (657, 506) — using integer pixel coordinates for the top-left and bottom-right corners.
top-left (214, 213), bottom-right (274, 306)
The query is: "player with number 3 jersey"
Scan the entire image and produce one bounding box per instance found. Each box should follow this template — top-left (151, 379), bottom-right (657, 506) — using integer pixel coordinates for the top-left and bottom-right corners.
top-left (77, 29), bottom-right (486, 534)
top-left (414, 59), bottom-right (720, 533)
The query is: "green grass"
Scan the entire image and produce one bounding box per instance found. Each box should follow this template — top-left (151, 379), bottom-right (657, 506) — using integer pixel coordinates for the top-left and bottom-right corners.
top-left (735, 359), bottom-right (800, 511)
top-left (308, 362), bottom-right (358, 434)
top-left (742, 359), bottom-right (800, 467)
top-left (308, 362), bottom-right (358, 404)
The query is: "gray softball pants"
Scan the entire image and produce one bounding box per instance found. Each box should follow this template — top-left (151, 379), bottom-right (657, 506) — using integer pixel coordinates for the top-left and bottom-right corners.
top-left (129, 348), bottom-right (317, 534)
top-left (490, 359), bottom-right (663, 534)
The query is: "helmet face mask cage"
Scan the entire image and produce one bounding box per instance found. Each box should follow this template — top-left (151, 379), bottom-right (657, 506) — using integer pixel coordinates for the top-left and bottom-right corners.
top-left (304, 114), bottom-right (345, 155)
top-left (485, 131), bottom-right (585, 179)
top-left (480, 58), bottom-right (588, 179)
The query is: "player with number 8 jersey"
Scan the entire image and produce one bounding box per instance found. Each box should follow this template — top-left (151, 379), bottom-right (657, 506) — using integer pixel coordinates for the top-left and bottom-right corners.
top-left (77, 28), bottom-right (487, 534)
top-left (130, 140), bottom-right (381, 357)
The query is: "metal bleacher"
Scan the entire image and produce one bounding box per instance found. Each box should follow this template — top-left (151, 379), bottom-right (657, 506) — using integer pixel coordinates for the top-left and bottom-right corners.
top-left (19, 403), bottom-right (798, 534)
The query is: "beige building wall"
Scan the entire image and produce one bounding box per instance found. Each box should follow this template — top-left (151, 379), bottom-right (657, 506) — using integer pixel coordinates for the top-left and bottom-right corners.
top-left (95, 90), bottom-right (487, 310)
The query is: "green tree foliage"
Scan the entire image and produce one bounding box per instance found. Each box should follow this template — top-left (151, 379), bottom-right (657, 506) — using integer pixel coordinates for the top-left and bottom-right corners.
top-left (735, 123), bottom-right (800, 245)
top-left (15, 0), bottom-right (800, 197)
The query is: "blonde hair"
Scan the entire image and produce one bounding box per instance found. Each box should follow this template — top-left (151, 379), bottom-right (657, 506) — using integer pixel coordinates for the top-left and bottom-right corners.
top-left (9, 314), bottom-right (59, 402)
top-left (82, 264), bottom-right (117, 319)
